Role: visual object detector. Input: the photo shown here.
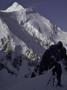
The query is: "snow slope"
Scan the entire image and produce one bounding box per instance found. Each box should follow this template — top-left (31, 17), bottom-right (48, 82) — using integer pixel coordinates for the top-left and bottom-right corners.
top-left (0, 2), bottom-right (67, 90)
top-left (0, 2), bottom-right (67, 58)
top-left (0, 60), bottom-right (67, 90)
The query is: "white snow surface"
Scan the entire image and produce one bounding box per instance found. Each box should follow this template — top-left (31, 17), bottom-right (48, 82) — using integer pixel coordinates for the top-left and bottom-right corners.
top-left (1, 2), bottom-right (25, 12)
top-left (0, 2), bottom-right (67, 90)
top-left (0, 2), bottom-right (67, 56)
top-left (0, 60), bottom-right (67, 90)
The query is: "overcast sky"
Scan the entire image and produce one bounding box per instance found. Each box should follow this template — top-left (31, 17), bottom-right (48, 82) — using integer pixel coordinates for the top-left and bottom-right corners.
top-left (0, 0), bottom-right (67, 31)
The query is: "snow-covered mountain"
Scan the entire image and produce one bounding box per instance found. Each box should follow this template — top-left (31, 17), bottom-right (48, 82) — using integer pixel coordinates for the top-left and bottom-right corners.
top-left (0, 2), bottom-right (67, 90)
top-left (0, 2), bottom-right (67, 60)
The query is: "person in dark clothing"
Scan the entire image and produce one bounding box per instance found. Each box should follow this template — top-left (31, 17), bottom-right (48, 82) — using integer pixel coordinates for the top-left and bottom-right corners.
top-left (39, 41), bottom-right (66, 75)
top-left (52, 62), bottom-right (62, 86)
top-left (31, 41), bottom-right (67, 80)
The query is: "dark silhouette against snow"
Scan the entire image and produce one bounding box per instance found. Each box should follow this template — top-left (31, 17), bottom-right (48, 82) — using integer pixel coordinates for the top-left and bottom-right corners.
top-left (39, 41), bottom-right (66, 74)
top-left (25, 41), bottom-right (67, 78)
top-left (31, 41), bottom-right (67, 86)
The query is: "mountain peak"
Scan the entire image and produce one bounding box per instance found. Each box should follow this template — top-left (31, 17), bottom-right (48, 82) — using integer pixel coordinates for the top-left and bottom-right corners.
top-left (1, 2), bottom-right (25, 12)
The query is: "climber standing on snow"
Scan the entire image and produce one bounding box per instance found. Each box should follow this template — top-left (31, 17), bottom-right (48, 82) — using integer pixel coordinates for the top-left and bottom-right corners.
top-left (30, 41), bottom-right (67, 87)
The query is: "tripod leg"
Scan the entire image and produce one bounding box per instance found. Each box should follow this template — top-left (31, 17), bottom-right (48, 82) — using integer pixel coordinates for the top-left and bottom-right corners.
top-left (53, 76), bottom-right (55, 87)
top-left (46, 75), bottom-right (52, 86)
